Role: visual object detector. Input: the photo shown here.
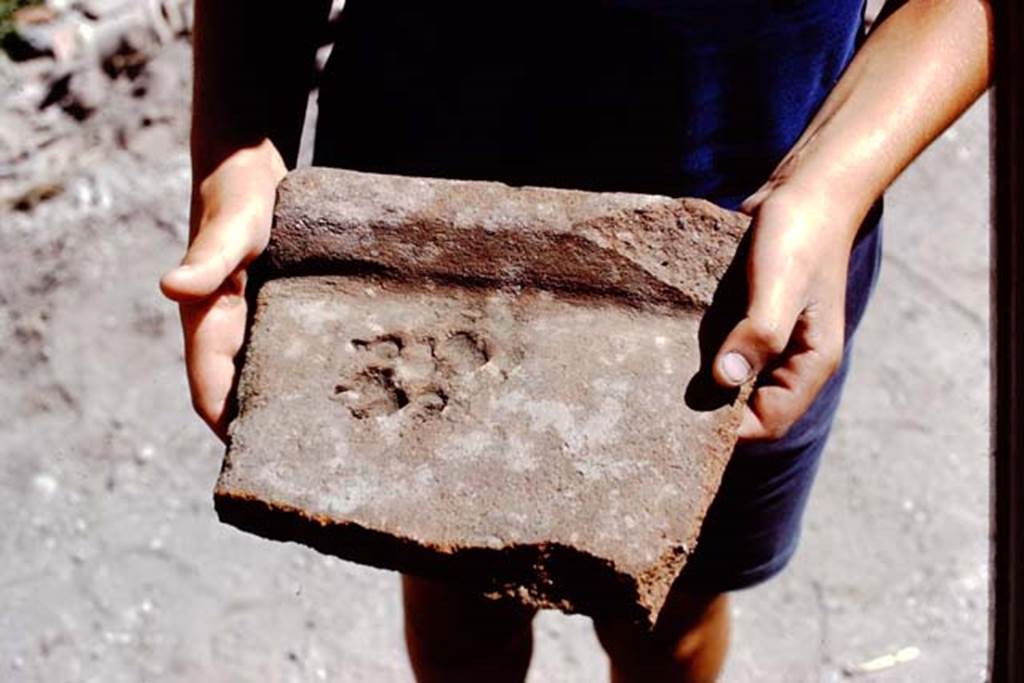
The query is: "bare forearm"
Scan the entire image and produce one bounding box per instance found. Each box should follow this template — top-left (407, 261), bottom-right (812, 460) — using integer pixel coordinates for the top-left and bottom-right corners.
top-left (191, 1), bottom-right (329, 182)
top-left (715, 0), bottom-right (992, 439)
top-left (763, 0), bottom-right (993, 238)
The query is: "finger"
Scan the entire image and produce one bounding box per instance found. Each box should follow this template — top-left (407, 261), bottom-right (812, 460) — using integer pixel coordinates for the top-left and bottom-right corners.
top-left (740, 187), bottom-right (771, 215)
top-left (712, 293), bottom-right (805, 389)
top-left (737, 317), bottom-right (844, 442)
top-left (180, 272), bottom-right (249, 441)
top-left (711, 208), bottom-right (815, 389)
top-left (160, 210), bottom-right (264, 303)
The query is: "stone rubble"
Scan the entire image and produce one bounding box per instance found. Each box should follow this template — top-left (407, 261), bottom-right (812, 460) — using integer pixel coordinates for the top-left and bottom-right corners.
top-left (1, 0), bottom-right (192, 212)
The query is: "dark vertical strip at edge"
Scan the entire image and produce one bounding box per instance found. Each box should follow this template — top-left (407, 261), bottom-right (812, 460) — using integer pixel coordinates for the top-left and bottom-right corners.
top-left (991, 1), bottom-right (1023, 680)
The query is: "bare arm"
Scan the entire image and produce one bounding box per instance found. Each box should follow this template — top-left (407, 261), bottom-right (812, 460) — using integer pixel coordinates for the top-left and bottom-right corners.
top-left (712, 0), bottom-right (993, 440)
top-left (161, 1), bottom-right (329, 439)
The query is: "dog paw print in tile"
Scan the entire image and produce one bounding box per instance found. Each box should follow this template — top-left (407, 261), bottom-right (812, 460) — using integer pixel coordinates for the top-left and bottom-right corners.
top-left (332, 331), bottom-right (491, 420)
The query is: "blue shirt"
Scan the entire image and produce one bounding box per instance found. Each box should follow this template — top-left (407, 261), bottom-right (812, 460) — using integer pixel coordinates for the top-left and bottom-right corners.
top-left (315, 0), bottom-right (867, 210)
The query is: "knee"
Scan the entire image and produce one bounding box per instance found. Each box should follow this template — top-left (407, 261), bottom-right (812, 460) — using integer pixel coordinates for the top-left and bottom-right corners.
top-left (402, 575), bottom-right (535, 680)
top-left (593, 592), bottom-right (730, 682)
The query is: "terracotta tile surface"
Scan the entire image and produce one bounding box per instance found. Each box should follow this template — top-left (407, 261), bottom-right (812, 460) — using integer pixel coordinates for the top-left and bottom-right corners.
top-left (215, 168), bottom-right (751, 624)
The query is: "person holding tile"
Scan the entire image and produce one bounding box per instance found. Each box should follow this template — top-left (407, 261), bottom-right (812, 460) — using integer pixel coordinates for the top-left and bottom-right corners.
top-left (161, 1), bottom-right (992, 680)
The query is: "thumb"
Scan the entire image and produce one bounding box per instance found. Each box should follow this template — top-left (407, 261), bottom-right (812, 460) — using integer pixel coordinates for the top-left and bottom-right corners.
top-left (160, 212), bottom-right (265, 303)
top-left (712, 288), bottom-right (805, 388)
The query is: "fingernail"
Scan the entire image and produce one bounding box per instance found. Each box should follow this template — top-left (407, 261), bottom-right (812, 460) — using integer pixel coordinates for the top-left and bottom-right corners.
top-left (721, 352), bottom-right (752, 384)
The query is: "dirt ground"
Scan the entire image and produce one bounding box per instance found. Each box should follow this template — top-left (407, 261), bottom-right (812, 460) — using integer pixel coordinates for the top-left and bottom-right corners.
top-left (0, 16), bottom-right (989, 683)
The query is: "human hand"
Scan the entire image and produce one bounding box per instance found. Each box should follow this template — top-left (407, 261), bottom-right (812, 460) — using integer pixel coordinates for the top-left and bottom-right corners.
top-left (159, 140), bottom-right (286, 441)
top-left (711, 183), bottom-right (858, 442)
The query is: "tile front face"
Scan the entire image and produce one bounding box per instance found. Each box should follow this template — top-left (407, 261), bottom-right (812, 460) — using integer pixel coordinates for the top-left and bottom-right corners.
top-left (215, 169), bottom-right (750, 624)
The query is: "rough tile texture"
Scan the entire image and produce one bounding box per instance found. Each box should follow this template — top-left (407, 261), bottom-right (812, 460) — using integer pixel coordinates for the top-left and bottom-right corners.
top-left (215, 168), bottom-right (751, 625)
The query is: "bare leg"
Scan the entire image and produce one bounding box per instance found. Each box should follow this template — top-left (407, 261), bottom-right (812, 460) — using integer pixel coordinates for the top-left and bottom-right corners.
top-left (402, 574), bottom-right (537, 683)
top-left (593, 589), bottom-right (730, 683)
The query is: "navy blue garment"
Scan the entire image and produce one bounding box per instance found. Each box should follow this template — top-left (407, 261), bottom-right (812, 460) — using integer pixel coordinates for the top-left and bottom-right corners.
top-left (315, 0), bottom-right (882, 592)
